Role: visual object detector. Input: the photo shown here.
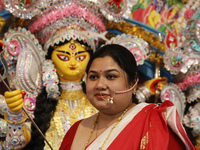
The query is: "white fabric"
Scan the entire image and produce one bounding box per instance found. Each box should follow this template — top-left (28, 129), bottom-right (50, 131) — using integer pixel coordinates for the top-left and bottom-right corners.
top-left (166, 106), bottom-right (191, 150)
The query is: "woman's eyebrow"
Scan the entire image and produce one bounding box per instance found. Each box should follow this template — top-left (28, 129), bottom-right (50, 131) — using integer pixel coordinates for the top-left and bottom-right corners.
top-left (105, 69), bottom-right (120, 73)
top-left (88, 70), bottom-right (97, 74)
top-left (88, 69), bottom-right (119, 74)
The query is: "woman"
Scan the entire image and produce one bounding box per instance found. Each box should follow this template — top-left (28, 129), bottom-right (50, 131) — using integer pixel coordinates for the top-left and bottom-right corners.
top-left (59, 44), bottom-right (194, 150)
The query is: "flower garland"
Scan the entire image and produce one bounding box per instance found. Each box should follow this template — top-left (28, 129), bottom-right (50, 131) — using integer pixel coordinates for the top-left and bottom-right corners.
top-left (28, 4), bottom-right (106, 34)
top-left (177, 72), bottom-right (200, 91)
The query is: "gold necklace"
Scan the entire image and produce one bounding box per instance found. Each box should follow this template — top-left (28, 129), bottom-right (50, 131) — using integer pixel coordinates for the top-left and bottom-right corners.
top-left (83, 113), bottom-right (99, 150)
top-left (84, 108), bottom-right (129, 150)
top-left (98, 108), bottom-right (128, 150)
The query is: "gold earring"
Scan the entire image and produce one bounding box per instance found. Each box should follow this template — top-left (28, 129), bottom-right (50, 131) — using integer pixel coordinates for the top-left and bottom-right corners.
top-left (133, 88), bottom-right (136, 95)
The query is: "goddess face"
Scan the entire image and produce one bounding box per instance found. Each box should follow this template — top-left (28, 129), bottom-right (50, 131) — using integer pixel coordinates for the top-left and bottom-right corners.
top-left (51, 40), bottom-right (91, 82)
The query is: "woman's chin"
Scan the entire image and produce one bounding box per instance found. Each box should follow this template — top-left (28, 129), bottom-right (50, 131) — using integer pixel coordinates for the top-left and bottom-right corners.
top-left (93, 100), bottom-right (113, 110)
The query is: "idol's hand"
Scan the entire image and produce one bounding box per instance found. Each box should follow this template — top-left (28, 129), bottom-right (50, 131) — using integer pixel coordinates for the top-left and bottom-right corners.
top-left (4, 90), bottom-right (25, 113)
top-left (145, 77), bottom-right (168, 95)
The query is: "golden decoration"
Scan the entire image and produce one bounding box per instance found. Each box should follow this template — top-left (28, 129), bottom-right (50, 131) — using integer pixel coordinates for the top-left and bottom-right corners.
top-left (197, 135), bottom-right (200, 150)
top-left (0, 17), bottom-right (5, 31)
top-left (106, 21), bottom-right (166, 69)
top-left (60, 89), bottom-right (86, 101)
top-left (140, 132), bottom-right (149, 149)
top-left (60, 96), bottom-right (86, 126)
top-left (106, 21), bottom-right (166, 52)
top-left (4, 112), bottom-right (27, 124)
top-left (83, 106), bottom-right (129, 150)
top-left (45, 90), bottom-right (97, 150)
top-left (148, 51), bottom-right (165, 69)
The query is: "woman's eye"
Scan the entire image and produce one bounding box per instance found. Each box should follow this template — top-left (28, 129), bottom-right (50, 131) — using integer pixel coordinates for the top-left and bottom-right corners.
top-left (57, 54), bottom-right (69, 61)
top-left (107, 75), bottom-right (116, 79)
top-left (88, 75), bottom-right (98, 80)
top-left (76, 55), bottom-right (86, 61)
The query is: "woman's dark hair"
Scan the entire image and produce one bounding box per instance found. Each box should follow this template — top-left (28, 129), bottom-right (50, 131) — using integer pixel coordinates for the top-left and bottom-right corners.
top-left (24, 39), bottom-right (93, 150)
top-left (86, 44), bottom-right (138, 103)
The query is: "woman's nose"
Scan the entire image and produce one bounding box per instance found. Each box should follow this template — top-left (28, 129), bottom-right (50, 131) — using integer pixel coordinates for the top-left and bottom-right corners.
top-left (95, 77), bottom-right (107, 90)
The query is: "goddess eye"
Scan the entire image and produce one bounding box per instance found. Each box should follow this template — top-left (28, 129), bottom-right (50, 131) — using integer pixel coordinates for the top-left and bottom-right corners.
top-left (57, 54), bottom-right (69, 61)
top-left (76, 55), bottom-right (86, 61)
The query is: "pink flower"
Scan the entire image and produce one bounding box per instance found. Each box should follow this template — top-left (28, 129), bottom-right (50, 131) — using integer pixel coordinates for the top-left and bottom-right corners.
top-left (188, 76), bottom-right (195, 85)
top-left (69, 5), bottom-right (78, 14)
top-left (196, 73), bottom-right (200, 81)
top-left (77, 8), bottom-right (84, 17)
top-left (55, 10), bottom-right (63, 19)
top-left (63, 7), bottom-right (70, 17)
top-left (37, 18), bottom-right (44, 30)
top-left (28, 25), bottom-right (34, 33)
top-left (82, 9), bottom-right (88, 18)
top-left (177, 83), bottom-right (185, 90)
top-left (184, 8), bottom-right (194, 19)
top-left (42, 17), bottom-right (48, 26)
top-left (95, 19), bottom-right (106, 32)
top-left (47, 12), bottom-right (57, 23)
top-left (89, 15), bottom-right (95, 24)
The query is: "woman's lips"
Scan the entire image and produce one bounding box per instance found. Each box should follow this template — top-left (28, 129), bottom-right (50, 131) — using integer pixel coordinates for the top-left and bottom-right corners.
top-left (95, 93), bottom-right (108, 99)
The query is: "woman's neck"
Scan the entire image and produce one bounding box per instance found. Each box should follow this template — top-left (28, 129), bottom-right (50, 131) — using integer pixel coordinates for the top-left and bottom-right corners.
top-left (98, 103), bottom-right (136, 127)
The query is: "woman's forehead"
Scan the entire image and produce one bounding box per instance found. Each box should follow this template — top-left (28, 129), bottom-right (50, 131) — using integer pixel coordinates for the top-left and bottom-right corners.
top-left (89, 56), bottom-right (125, 73)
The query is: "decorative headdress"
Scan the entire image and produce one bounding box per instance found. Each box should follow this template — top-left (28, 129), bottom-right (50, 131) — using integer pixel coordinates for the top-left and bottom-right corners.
top-left (105, 33), bottom-right (151, 66)
top-left (4, 0), bottom-right (137, 50)
top-left (2, 0), bottom-right (138, 102)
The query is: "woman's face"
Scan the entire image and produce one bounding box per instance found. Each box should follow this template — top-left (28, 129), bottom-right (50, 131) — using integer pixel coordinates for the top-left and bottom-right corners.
top-left (86, 56), bottom-right (133, 115)
top-left (51, 41), bottom-right (90, 82)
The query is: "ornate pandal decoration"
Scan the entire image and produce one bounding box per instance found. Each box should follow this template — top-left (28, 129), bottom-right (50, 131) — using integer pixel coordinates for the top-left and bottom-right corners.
top-left (57, 81), bottom-right (96, 126)
top-left (84, 107), bottom-right (129, 150)
top-left (97, 0), bottom-right (136, 22)
top-left (42, 59), bottom-right (60, 99)
top-left (183, 104), bottom-right (200, 136)
top-left (60, 96), bottom-right (87, 126)
top-left (106, 33), bottom-right (150, 66)
top-left (45, 88), bottom-right (95, 149)
top-left (160, 83), bottom-right (186, 120)
top-left (106, 21), bottom-right (166, 68)
top-left (106, 20), bottom-right (166, 52)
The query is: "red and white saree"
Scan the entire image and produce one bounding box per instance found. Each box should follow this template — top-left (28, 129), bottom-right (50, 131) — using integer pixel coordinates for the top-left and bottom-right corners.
top-left (60, 101), bottom-right (194, 150)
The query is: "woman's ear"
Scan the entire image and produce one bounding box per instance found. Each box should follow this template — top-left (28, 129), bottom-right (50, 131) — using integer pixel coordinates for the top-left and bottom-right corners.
top-left (131, 78), bottom-right (139, 94)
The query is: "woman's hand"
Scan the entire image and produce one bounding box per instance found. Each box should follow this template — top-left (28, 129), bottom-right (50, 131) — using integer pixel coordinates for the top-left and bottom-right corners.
top-left (4, 90), bottom-right (24, 113)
